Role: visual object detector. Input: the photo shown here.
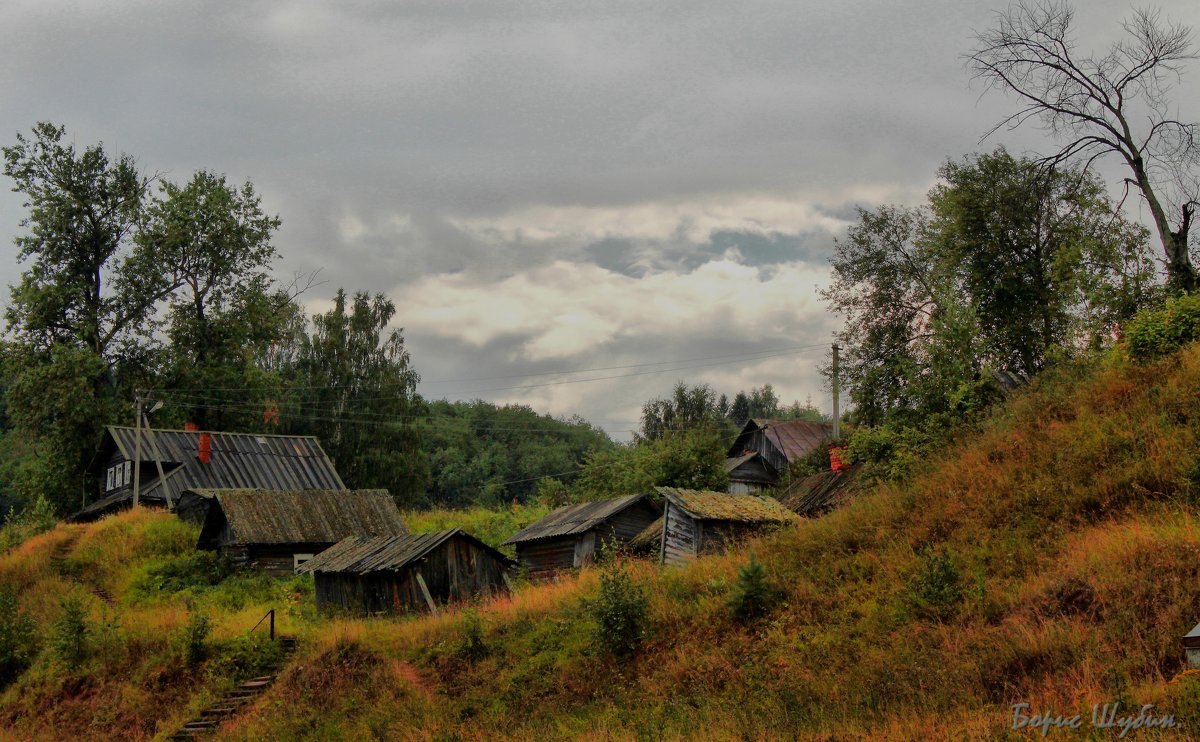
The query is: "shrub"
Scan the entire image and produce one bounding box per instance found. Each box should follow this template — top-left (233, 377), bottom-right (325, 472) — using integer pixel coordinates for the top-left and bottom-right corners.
top-left (906, 547), bottom-right (963, 620)
top-left (1125, 294), bottom-right (1200, 361)
top-left (0, 585), bottom-right (38, 687)
top-left (454, 609), bottom-right (489, 663)
top-left (588, 559), bottom-right (649, 659)
top-left (128, 551), bottom-right (232, 599)
top-left (728, 555), bottom-right (782, 623)
top-left (50, 593), bottom-right (89, 670)
top-left (207, 632), bottom-right (283, 683)
top-left (0, 495), bottom-right (56, 552)
top-left (177, 611), bottom-right (212, 666)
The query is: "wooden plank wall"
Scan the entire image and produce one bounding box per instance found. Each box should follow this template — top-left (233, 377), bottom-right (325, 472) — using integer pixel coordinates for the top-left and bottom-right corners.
top-left (517, 537), bottom-right (577, 579)
top-left (662, 503), bottom-right (697, 567)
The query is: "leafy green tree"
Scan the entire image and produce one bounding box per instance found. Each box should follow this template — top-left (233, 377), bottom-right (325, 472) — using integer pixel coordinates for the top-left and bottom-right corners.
top-left (141, 171), bottom-right (286, 429)
top-left (824, 149), bottom-right (1157, 427)
top-left (638, 382), bottom-right (731, 442)
top-left (1, 123), bottom-right (162, 360)
top-left (285, 289), bottom-right (428, 503)
top-left (420, 399), bottom-right (613, 508)
top-left (928, 148), bottom-right (1155, 375)
top-left (574, 429), bottom-right (728, 500)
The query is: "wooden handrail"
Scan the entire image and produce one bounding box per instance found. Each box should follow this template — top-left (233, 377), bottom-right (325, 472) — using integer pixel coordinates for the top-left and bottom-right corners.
top-left (248, 608), bottom-right (275, 641)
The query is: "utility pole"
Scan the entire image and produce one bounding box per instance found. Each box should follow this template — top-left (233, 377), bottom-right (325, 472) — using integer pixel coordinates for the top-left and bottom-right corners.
top-left (831, 343), bottom-right (841, 440)
top-left (132, 392), bottom-right (143, 509)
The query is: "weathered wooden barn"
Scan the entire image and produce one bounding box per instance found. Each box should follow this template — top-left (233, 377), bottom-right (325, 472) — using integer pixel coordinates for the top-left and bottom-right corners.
top-left (71, 426), bottom-right (345, 522)
top-left (502, 494), bottom-right (661, 578)
top-left (657, 487), bottom-right (800, 566)
top-left (184, 488), bottom-right (408, 575)
top-left (724, 419), bottom-right (834, 493)
top-left (299, 529), bottom-right (514, 615)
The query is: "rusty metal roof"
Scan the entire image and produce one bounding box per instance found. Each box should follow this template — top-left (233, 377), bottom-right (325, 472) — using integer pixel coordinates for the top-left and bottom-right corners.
top-left (72, 427), bottom-right (345, 521)
top-left (777, 464), bottom-right (867, 517)
top-left (755, 419), bottom-right (834, 463)
top-left (657, 487), bottom-right (800, 524)
top-left (208, 489), bottom-right (407, 546)
top-left (502, 494), bottom-right (657, 545)
top-left (298, 529), bottom-right (513, 574)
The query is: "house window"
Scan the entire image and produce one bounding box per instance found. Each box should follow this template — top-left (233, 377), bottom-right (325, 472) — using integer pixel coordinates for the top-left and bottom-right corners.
top-left (293, 554), bottom-right (315, 572)
top-left (115, 464), bottom-right (124, 488)
top-left (123, 460), bottom-right (132, 485)
top-left (106, 467), bottom-right (115, 491)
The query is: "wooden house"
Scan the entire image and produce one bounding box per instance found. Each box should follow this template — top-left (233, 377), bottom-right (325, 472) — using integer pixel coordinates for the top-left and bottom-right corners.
top-left (502, 494), bottom-right (661, 579)
top-left (182, 488), bottom-right (408, 575)
top-left (72, 426), bottom-right (345, 522)
top-left (299, 529), bottom-right (514, 615)
top-left (657, 487), bottom-right (799, 566)
top-left (724, 419), bottom-right (833, 493)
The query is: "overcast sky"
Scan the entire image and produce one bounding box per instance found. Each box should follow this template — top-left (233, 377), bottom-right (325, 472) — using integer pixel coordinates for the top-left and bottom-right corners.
top-left (1, 0), bottom-right (1197, 440)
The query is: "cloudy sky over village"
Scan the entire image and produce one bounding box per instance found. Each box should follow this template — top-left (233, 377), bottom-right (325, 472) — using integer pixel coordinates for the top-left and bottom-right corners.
top-left (1, 0), bottom-right (1197, 439)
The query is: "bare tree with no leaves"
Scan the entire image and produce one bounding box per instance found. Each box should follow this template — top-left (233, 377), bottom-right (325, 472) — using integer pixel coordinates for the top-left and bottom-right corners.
top-left (969, 1), bottom-right (1200, 292)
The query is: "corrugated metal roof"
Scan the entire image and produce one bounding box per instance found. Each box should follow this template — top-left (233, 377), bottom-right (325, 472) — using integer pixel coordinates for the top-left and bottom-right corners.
top-left (502, 494), bottom-right (654, 545)
top-left (212, 489), bottom-right (408, 545)
top-left (73, 427), bottom-right (345, 521)
top-left (777, 464), bottom-right (867, 517)
top-left (298, 529), bottom-right (513, 574)
top-left (658, 487), bottom-right (800, 524)
top-left (754, 419), bottom-right (834, 463)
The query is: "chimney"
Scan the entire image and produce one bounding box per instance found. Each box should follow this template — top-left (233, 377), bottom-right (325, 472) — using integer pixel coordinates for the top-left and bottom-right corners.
top-left (198, 432), bottom-right (212, 464)
top-left (184, 423), bottom-right (199, 431)
top-left (829, 445), bottom-right (849, 473)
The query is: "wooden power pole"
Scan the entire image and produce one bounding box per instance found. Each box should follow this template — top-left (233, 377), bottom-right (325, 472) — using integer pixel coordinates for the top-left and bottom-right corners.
top-left (831, 343), bottom-right (840, 440)
top-left (132, 393), bottom-right (143, 509)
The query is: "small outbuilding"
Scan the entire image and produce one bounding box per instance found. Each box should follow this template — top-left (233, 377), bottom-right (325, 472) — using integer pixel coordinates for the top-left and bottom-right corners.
top-left (299, 529), bottom-right (514, 615)
top-left (502, 494), bottom-right (661, 579)
top-left (658, 487), bottom-right (800, 566)
top-left (184, 488), bottom-right (408, 575)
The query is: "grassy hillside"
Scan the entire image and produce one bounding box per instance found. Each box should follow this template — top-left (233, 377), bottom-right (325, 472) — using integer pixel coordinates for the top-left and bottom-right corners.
top-left (4, 344), bottom-right (1200, 739)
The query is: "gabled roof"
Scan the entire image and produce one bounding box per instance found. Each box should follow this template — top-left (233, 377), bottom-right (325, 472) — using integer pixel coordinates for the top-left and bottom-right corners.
top-left (298, 529), bottom-right (514, 574)
top-left (201, 489), bottom-right (407, 546)
top-left (727, 419), bottom-right (834, 463)
top-left (502, 494), bottom-right (659, 545)
top-left (73, 427), bottom-right (345, 521)
top-left (657, 487), bottom-right (800, 524)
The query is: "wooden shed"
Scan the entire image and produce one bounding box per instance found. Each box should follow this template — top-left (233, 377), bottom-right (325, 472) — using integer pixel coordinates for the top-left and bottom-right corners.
top-left (502, 494), bottom-right (661, 579)
top-left (185, 488), bottom-right (408, 575)
top-left (658, 487), bottom-right (800, 566)
top-left (299, 529), bottom-right (514, 615)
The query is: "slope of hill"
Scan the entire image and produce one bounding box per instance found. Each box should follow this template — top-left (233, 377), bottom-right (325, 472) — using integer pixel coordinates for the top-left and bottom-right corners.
top-left (4, 344), bottom-right (1200, 740)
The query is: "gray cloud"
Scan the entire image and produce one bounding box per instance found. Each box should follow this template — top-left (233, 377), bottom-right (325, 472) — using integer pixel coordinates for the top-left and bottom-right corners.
top-left (1, 0), bottom-right (1198, 437)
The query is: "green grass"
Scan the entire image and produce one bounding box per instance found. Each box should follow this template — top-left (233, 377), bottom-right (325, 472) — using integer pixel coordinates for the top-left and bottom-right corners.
top-left (6, 343), bottom-right (1200, 738)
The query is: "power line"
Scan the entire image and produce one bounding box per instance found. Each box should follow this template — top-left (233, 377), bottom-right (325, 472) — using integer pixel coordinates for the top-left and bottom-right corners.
top-left (144, 343), bottom-right (831, 394)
